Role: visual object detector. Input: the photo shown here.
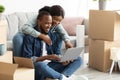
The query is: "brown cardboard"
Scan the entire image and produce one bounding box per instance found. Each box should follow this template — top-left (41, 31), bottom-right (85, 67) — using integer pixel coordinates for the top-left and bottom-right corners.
top-left (89, 10), bottom-right (120, 41)
top-left (0, 57), bottom-right (34, 80)
top-left (14, 57), bottom-right (34, 68)
top-left (0, 62), bottom-right (18, 80)
top-left (89, 39), bottom-right (120, 72)
top-left (0, 51), bottom-right (13, 63)
top-left (0, 20), bottom-right (7, 49)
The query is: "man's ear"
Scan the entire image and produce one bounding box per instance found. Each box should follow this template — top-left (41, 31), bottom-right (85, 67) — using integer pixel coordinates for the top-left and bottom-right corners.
top-left (37, 19), bottom-right (42, 25)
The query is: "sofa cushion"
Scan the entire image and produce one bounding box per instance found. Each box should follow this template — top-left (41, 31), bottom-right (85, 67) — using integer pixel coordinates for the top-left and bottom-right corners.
top-left (7, 41), bottom-right (13, 50)
top-left (5, 13), bottom-right (19, 41)
top-left (15, 12), bottom-right (38, 31)
top-left (61, 17), bottom-right (84, 36)
top-left (15, 12), bottom-right (28, 30)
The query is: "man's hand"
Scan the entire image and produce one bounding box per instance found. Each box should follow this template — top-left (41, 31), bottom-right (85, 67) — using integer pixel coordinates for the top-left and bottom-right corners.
top-left (65, 41), bottom-right (73, 49)
top-left (47, 54), bottom-right (61, 61)
top-left (36, 54), bottom-right (60, 62)
top-left (61, 60), bottom-right (73, 66)
top-left (39, 34), bottom-right (52, 45)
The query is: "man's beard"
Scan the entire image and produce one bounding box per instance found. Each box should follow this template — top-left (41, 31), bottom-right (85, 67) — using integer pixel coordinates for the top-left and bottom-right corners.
top-left (40, 28), bottom-right (48, 35)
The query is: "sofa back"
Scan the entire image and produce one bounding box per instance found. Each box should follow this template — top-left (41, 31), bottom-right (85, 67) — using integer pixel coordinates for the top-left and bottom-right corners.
top-left (5, 12), bottom-right (85, 41)
top-left (5, 12), bottom-right (37, 41)
top-left (61, 17), bottom-right (84, 36)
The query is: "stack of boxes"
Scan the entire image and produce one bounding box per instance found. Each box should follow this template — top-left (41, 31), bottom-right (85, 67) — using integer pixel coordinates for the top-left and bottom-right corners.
top-left (89, 10), bottom-right (120, 72)
top-left (0, 20), bottom-right (34, 80)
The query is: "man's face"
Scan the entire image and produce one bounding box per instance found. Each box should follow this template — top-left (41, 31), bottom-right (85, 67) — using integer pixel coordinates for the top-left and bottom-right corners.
top-left (38, 15), bottom-right (52, 34)
top-left (52, 16), bottom-right (63, 26)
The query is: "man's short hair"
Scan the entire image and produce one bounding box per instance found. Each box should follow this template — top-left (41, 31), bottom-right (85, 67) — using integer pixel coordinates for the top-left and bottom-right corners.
top-left (37, 11), bottom-right (51, 20)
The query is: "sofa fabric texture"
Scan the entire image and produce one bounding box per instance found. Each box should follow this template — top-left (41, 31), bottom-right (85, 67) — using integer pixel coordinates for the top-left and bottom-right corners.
top-left (61, 17), bottom-right (84, 36)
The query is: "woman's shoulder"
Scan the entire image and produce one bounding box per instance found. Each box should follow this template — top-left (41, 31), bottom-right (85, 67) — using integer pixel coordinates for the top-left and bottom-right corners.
top-left (55, 23), bottom-right (64, 30)
top-left (56, 23), bottom-right (63, 27)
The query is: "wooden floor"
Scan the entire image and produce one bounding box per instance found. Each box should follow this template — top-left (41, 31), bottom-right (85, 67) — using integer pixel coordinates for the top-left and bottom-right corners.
top-left (74, 53), bottom-right (120, 80)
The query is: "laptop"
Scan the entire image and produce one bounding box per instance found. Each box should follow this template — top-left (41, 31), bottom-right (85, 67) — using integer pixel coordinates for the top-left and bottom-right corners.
top-left (60, 47), bottom-right (84, 62)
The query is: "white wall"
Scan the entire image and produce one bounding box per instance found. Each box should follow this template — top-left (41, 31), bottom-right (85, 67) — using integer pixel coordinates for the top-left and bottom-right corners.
top-left (1, 0), bottom-right (120, 17)
top-left (0, 0), bottom-right (87, 17)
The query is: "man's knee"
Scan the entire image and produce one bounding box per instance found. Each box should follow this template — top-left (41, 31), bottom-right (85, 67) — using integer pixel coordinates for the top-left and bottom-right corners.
top-left (34, 62), bottom-right (47, 69)
top-left (75, 57), bottom-right (83, 66)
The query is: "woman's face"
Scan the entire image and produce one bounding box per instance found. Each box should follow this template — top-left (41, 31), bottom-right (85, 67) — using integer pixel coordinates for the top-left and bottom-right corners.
top-left (52, 16), bottom-right (63, 26)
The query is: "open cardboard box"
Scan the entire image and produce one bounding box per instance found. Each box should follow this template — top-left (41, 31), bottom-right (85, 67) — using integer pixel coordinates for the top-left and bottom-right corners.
top-left (0, 57), bottom-right (34, 80)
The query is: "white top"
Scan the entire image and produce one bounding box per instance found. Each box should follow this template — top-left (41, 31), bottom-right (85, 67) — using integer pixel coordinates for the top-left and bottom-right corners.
top-left (42, 41), bottom-right (47, 56)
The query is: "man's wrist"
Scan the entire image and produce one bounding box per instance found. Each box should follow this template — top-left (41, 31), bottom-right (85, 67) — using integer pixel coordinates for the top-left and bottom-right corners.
top-left (43, 55), bottom-right (48, 60)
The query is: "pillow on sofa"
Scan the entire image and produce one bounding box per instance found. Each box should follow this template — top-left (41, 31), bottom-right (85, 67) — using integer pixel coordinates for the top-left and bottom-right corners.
top-left (61, 17), bottom-right (84, 36)
top-left (15, 12), bottom-right (37, 30)
top-left (15, 12), bottom-right (28, 30)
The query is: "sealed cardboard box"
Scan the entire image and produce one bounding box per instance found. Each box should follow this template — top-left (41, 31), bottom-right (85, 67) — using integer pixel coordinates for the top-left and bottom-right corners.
top-left (0, 51), bottom-right (12, 63)
top-left (89, 10), bottom-right (120, 41)
top-left (89, 39), bottom-right (120, 72)
top-left (0, 20), bottom-right (7, 48)
top-left (0, 57), bottom-right (34, 80)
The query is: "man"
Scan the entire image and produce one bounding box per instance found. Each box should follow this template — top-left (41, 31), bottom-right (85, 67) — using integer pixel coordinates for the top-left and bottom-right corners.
top-left (22, 11), bottom-right (85, 80)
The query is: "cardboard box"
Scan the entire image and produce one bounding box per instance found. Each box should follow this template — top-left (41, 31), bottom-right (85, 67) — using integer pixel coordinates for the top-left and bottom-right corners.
top-left (0, 20), bottom-right (7, 49)
top-left (89, 10), bottom-right (120, 41)
top-left (0, 51), bottom-right (13, 63)
top-left (89, 39), bottom-right (120, 72)
top-left (0, 57), bottom-right (34, 80)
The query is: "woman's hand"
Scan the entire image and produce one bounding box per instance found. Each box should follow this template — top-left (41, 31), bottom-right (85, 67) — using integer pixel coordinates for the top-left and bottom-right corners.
top-left (39, 34), bottom-right (52, 45)
top-left (65, 41), bottom-right (73, 49)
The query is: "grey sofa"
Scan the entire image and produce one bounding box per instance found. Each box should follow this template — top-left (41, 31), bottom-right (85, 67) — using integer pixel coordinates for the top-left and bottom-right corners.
top-left (4, 12), bottom-right (88, 53)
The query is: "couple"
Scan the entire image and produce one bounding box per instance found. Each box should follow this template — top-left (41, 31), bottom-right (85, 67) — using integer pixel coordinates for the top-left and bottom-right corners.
top-left (13, 5), bottom-right (88, 80)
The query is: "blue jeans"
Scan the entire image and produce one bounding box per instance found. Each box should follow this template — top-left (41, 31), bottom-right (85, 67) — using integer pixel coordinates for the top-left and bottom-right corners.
top-left (12, 32), bottom-right (25, 56)
top-left (34, 57), bottom-right (82, 80)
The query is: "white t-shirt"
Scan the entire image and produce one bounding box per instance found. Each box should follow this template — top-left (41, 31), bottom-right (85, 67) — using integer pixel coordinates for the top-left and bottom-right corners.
top-left (42, 41), bottom-right (47, 56)
top-left (42, 41), bottom-right (51, 63)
